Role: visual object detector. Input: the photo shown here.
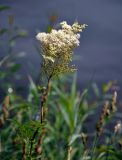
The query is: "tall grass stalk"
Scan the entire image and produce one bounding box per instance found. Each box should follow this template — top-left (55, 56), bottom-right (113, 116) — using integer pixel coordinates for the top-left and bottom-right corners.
top-left (91, 133), bottom-right (99, 160)
top-left (67, 146), bottom-right (72, 160)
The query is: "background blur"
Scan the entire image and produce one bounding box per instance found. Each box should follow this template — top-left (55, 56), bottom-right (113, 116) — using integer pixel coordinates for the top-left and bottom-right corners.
top-left (0, 0), bottom-right (122, 97)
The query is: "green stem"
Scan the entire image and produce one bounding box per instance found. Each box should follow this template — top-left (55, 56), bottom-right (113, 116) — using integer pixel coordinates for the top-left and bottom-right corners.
top-left (29, 127), bottom-right (39, 157)
top-left (91, 133), bottom-right (99, 160)
top-left (67, 146), bottom-right (72, 160)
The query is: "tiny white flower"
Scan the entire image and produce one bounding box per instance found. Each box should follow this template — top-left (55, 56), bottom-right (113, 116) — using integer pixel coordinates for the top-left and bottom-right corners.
top-left (8, 87), bottom-right (13, 94)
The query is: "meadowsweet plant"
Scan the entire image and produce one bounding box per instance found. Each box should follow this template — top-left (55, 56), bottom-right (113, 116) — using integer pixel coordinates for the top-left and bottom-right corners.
top-left (36, 21), bottom-right (87, 121)
top-left (36, 21), bottom-right (86, 122)
top-left (35, 21), bottom-right (87, 156)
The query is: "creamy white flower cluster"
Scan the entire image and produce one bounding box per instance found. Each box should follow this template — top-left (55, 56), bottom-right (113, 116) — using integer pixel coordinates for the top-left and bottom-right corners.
top-left (36, 21), bottom-right (87, 76)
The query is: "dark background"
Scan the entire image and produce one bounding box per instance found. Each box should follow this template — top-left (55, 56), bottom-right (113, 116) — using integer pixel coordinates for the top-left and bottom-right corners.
top-left (0, 0), bottom-right (122, 97)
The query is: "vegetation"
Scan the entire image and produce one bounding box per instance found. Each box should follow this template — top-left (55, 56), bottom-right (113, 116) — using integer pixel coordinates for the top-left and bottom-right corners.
top-left (0, 4), bottom-right (122, 160)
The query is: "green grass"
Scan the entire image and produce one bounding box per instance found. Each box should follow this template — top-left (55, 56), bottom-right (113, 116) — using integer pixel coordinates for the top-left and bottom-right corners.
top-left (0, 73), bottom-right (121, 160)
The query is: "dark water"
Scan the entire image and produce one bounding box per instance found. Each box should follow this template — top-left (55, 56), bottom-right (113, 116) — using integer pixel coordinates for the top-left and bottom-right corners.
top-left (1, 0), bottom-right (122, 97)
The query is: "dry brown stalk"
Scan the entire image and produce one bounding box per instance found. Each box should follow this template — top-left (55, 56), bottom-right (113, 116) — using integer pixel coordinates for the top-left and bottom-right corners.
top-left (111, 91), bottom-right (117, 112)
top-left (35, 77), bottom-right (52, 155)
top-left (0, 96), bottom-right (10, 128)
top-left (114, 121), bottom-right (121, 134)
top-left (96, 92), bottom-right (117, 137)
top-left (22, 141), bottom-right (26, 160)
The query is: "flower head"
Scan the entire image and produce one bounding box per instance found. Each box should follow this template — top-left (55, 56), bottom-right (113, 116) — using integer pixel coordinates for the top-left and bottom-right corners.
top-left (36, 21), bottom-right (87, 77)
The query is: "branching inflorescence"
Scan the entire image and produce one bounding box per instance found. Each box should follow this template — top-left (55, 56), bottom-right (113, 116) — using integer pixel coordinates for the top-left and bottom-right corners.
top-left (36, 21), bottom-right (87, 78)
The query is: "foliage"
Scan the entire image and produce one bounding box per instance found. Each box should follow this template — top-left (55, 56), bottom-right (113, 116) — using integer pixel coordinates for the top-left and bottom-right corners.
top-left (0, 72), bottom-right (122, 160)
top-left (0, 4), bottom-right (122, 160)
